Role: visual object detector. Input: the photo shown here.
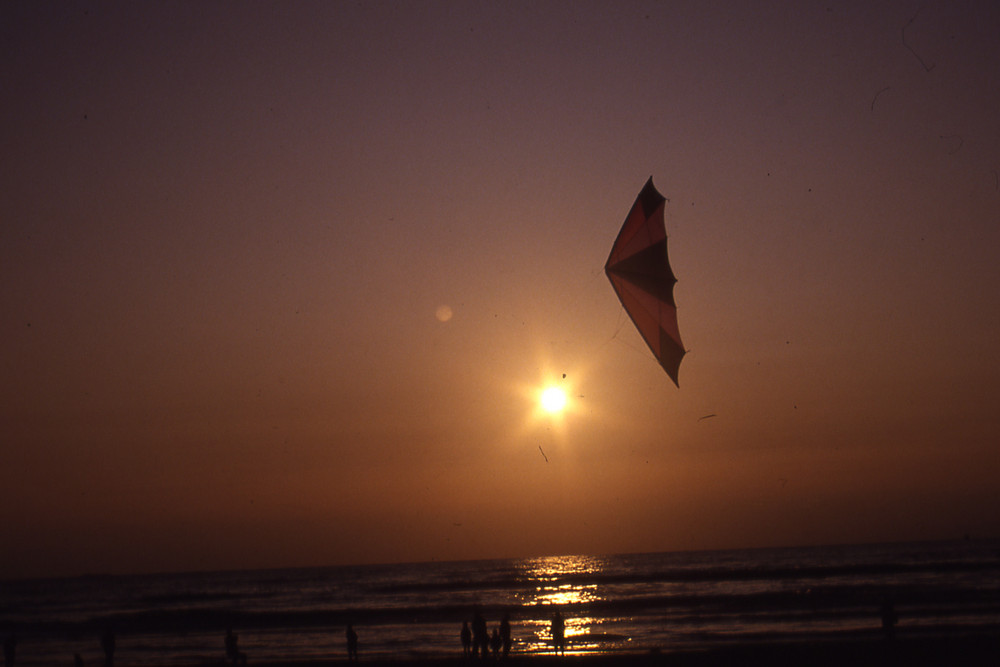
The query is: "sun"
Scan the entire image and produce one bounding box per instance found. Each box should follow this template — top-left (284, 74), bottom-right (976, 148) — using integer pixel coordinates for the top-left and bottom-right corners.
top-left (540, 386), bottom-right (568, 413)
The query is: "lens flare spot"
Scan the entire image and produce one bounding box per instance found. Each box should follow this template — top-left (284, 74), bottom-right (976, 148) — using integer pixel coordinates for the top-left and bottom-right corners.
top-left (435, 305), bottom-right (453, 322)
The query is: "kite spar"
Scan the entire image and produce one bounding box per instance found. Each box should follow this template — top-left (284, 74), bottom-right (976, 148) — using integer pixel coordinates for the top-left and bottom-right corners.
top-left (605, 177), bottom-right (685, 386)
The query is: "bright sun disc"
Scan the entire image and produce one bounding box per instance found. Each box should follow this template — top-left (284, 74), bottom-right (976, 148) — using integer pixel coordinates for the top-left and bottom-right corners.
top-left (540, 387), bottom-right (567, 413)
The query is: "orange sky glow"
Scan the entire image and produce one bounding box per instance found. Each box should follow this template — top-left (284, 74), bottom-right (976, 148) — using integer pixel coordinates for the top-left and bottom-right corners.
top-left (2, 0), bottom-right (999, 579)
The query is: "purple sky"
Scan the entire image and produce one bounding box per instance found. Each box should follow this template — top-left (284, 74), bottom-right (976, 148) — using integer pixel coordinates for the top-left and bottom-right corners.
top-left (3, 0), bottom-right (999, 578)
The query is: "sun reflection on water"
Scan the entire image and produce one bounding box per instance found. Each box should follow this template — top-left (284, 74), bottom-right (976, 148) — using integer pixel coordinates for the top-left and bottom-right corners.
top-left (518, 554), bottom-right (605, 605)
top-left (514, 554), bottom-right (632, 655)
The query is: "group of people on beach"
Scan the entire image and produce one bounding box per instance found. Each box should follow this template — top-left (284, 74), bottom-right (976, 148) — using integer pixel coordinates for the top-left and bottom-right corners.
top-left (6, 593), bottom-right (902, 666)
top-left (307, 610), bottom-right (563, 663)
top-left (460, 611), bottom-right (513, 659)
top-left (459, 610), bottom-right (566, 659)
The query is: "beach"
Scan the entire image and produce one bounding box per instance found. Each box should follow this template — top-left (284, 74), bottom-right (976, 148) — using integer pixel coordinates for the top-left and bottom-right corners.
top-left (196, 634), bottom-right (1000, 666)
top-left (4, 541), bottom-right (997, 666)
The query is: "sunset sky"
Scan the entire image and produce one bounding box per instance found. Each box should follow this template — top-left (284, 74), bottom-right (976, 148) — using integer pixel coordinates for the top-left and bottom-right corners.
top-left (3, 0), bottom-right (999, 579)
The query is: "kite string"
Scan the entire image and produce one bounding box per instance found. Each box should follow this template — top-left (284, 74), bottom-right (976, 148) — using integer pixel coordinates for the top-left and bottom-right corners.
top-left (584, 265), bottom-right (656, 364)
top-left (601, 301), bottom-right (655, 363)
top-left (583, 267), bottom-right (632, 350)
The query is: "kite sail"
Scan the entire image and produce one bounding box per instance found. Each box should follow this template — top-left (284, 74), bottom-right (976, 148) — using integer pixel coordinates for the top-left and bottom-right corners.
top-left (605, 177), bottom-right (685, 386)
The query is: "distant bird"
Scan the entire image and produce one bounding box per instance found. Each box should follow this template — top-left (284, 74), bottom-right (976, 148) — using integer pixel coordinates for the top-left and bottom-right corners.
top-left (698, 414), bottom-right (717, 422)
top-left (538, 446), bottom-right (549, 463)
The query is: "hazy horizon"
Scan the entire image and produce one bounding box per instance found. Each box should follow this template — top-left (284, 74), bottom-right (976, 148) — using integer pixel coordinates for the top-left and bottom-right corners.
top-left (6, 534), bottom-right (994, 583)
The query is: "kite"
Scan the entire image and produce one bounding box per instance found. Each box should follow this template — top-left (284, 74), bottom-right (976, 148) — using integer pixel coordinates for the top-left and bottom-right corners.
top-left (605, 177), bottom-right (685, 386)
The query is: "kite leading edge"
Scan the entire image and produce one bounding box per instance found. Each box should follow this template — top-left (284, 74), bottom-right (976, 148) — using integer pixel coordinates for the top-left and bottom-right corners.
top-left (605, 177), bottom-right (685, 386)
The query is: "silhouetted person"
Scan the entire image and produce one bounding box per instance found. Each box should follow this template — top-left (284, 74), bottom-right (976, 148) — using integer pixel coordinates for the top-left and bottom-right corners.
top-left (74, 654), bottom-right (84, 667)
top-left (499, 614), bottom-right (512, 658)
top-left (460, 620), bottom-right (472, 658)
top-left (100, 628), bottom-right (115, 667)
top-left (3, 633), bottom-right (16, 667)
top-left (880, 595), bottom-right (898, 640)
top-left (490, 627), bottom-right (502, 658)
top-left (224, 628), bottom-right (247, 665)
top-left (551, 611), bottom-right (565, 656)
top-left (346, 624), bottom-right (358, 662)
top-left (472, 611), bottom-right (489, 659)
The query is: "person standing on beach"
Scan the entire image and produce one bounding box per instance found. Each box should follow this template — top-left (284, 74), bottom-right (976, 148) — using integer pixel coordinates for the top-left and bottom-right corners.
top-left (224, 628), bottom-right (247, 665)
top-left (346, 624), bottom-right (358, 662)
top-left (460, 620), bottom-right (472, 657)
top-left (499, 614), bottom-right (512, 658)
top-left (100, 628), bottom-right (115, 667)
top-left (880, 595), bottom-right (898, 640)
top-left (551, 611), bottom-right (565, 656)
top-left (472, 611), bottom-right (489, 658)
top-left (490, 627), bottom-right (502, 658)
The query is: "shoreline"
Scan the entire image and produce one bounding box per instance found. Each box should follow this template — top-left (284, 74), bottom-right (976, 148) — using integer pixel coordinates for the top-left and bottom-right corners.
top-left (207, 634), bottom-right (1000, 667)
top-left (12, 632), bottom-right (1000, 666)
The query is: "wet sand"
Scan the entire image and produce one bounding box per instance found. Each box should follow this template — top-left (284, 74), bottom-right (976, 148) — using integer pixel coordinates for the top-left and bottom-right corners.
top-left (229, 633), bottom-right (999, 667)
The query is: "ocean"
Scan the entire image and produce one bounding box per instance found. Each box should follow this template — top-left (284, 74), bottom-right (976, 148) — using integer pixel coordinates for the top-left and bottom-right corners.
top-left (2, 540), bottom-right (998, 665)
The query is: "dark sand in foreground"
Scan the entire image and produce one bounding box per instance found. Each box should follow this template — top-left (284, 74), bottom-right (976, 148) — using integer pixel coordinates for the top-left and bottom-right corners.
top-left (203, 634), bottom-right (999, 667)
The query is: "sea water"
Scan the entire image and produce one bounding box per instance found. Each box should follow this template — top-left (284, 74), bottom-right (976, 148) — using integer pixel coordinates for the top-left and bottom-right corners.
top-left (2, 540), bottom-right (998, 665)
